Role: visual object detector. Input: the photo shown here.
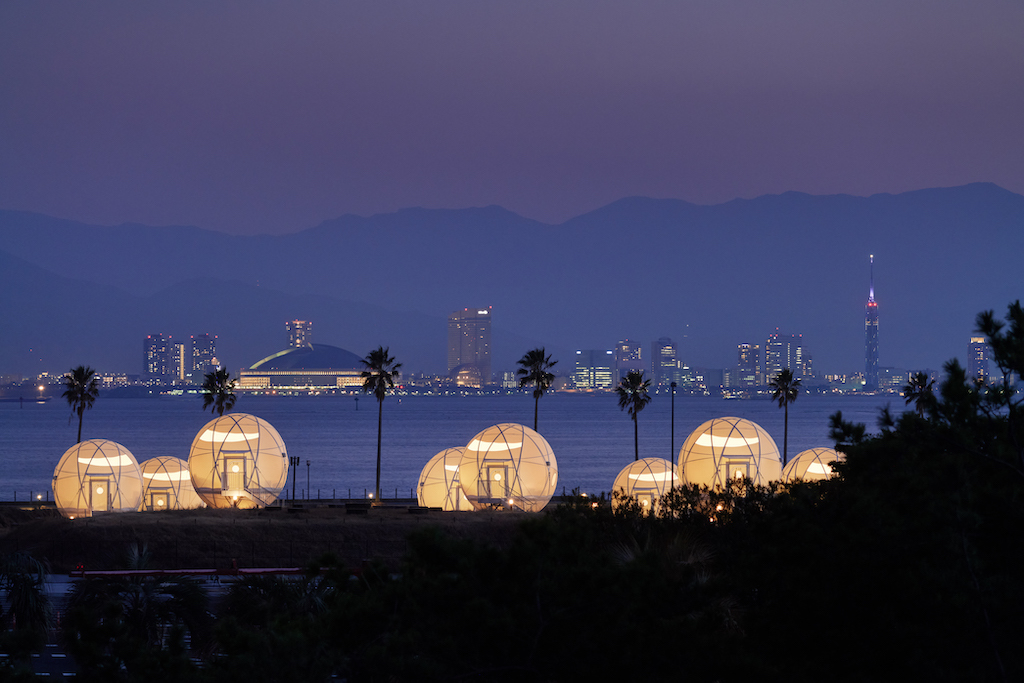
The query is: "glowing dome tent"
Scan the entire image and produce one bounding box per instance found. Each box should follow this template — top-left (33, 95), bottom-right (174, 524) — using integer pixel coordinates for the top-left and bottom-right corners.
top-left (52, 440), bottom-right (143, 518)
top-left (612, 458), bottom-right (679, 514)
top-left (460, 423), bottom-right (558, 512)
top-left (678, 417), bottom-right (781, 488)
top-left (417, 447), bottom-right (473, 511)
top-left (140, 456), bottom-right (204, 511)
top-left (782, 447), bottom-right (843, 483)
top-left (188, 414), bottom-right (288, 509)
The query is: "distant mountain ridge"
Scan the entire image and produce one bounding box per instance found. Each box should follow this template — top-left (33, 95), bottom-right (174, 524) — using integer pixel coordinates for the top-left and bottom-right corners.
top-left (2, 182), bottom-right (1022, 378)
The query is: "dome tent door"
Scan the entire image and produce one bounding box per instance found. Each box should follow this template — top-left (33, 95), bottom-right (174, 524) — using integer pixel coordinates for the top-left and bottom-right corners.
top-left (88, 477), bottom-right (110, 513)
top-left (720, 459), bottom-right (751, 482)
top-left (483, 463), bottom-right (509, 500)
top-left (149, 491), bottom-right (170, 510)
top-left (223, 456), bottom-right (246, 493)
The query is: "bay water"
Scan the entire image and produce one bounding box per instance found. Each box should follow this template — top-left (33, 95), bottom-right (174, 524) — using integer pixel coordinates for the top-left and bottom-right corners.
top-left (0, 393), bottom-right (897, 501)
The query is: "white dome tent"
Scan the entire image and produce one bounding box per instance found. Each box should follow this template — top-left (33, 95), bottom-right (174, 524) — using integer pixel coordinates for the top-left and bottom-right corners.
top-left (417, 447), bottom-right (472, 511)
top-left (140, 456), bottom-right (205, 511)
top-left (187, 414), bottom-right (288, 509)
top-left (612, 458), bottom-right (679, 514)
top-left (678, 417), bottom-right (781, 488)
top-left (782, 447), bottom-right (843, 483)
top-left (52, 440), bottom-right (144, 518)
top-left (460, 423), bottom-right (558, 512)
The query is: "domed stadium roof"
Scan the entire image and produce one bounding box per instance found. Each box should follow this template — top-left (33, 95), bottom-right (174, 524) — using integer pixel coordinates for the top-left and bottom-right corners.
top-left (250, 344), bottom-right (363, 371)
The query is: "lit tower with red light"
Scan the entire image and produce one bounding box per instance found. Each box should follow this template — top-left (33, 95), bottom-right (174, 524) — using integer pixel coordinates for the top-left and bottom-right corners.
top-left (864, 255), bottom-right (879, 391)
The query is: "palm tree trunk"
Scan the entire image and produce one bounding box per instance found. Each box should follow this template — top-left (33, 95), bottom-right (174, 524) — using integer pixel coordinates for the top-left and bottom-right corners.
top-left (77, 409), bottom-right (84, 443)
top-left (533, 396), bottom-right (539, 432)
top-left (375, 398), bottom-right (383, 501)
top-left (783, 403), bottom-right (789, 466)
top-left (634, 414), bottom-right (639, 461)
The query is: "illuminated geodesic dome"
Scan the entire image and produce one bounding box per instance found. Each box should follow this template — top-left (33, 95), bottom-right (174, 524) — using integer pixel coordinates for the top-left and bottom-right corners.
top-left (782, 447), bottom-right (843, 483)
top-left (678, 417), bottom-right (781, 488)
top-left (140, 456), bottom-right (205, 511)
top-left (612, 458), bottom-right (680, 514)
top-left (188, 414), bottom-right (288, 509)
top-left (52, 440), bottom-right (143, 518)
top-left (460, 423), bottom-right (558, 512)
top-left (417, 447), bottom-right (473, 511)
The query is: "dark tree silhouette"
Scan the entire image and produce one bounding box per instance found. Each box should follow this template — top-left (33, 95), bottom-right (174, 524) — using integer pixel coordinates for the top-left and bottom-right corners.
top-left (361, 346), bottom-right (402, 502)
top-left (62, 365), bottom-right (99, 443)
top-left (615, 370), bottom-right (652, 461)
top-left (903, 371), bottom-right (936, 418)
top-left (516, 347), bottom-right (557, 431)
top-left (769, 368), bottom-right (801, 466)
top-left (201, 368), bottom-right (237, 416)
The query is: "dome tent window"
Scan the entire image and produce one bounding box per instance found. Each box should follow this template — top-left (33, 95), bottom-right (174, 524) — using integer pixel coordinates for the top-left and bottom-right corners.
top-left (188, 413), bottom-right (288, 509)
top-left (53, 440), bottom-right (144, 518)
top-left (460, 423), bottom-right (557, 512)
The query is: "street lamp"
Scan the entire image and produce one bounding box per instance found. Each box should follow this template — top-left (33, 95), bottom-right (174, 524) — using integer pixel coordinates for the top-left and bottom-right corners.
top-left (289, 456), bottom-right (300, 500)
top-left (670, 381), bottom-right (677, 470)
top-left (306, 460), bottom-right (311, 500)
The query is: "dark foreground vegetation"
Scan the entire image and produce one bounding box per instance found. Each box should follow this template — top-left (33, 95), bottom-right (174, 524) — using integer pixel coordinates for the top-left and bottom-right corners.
top-left (2, 302), bottom-right (1024, 682)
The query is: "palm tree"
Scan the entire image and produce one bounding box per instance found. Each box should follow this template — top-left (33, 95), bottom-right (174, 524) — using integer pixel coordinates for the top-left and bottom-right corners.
top-left (516, 347), bottom-right (558, 431)
top-left (616, 370), bottom-right (653, 461)
top-left (361, 346), bottom-right (402, 502)
top-left (769, 368), bottom-right (801, 466)
top-left (62, 365), bottom-right (100, 443)
top-left (201, 367), bottom-right (237, 416)
top-left (903, 371), bottom-right (935, 418)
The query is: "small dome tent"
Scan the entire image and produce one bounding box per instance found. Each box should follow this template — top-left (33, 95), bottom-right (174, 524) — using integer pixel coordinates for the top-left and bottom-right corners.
top-left (417, 447), bottom-right (473, 511)
top-left (678, 417), bottom-right (781, 488)
top-left (782, 447), bottom-right (843, 482)
top-left (52, 440), bottom-right (143, 518)
top-left (612, 458), bottom-right (679, 514)
top-left (460, 423), bottom-right (558, 512)
top-left (140, 456), bottom-right (205, 511)
top-left (188, 414), bottom-right (288, 509)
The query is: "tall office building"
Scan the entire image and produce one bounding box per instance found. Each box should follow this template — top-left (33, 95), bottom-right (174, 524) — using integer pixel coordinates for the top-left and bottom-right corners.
top-left (967, 336), bottom-right (991, 385)
top-left (144, 333), bottom-right (173, 380)
top-left (171, 342), bottom-right (187, 381)
top-left (614, 340), bottom-right (644, 381)
top-left (765, 331), bottom-right (805, 381)
top-left (447, 307), bottom-right (492, 385)
top-left (573, 350), bottom-right (615, 390)
top-left (287, 320), bottom-right (313, 348)
top-left (192, 333), bottom-right (218, 377)
top-left (651, 337), bottom-right (678, 387)
top-left (737, 343), bottom-right (762, 388)
top-left (865, 255), bottom-right (879, 391)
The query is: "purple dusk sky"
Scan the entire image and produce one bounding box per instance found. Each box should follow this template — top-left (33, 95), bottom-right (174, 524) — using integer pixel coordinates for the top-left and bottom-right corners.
top-left (2, 1), bottom-right (1022, 235)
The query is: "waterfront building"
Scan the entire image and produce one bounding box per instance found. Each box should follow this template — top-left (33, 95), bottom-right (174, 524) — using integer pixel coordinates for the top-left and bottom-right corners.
top-left (172, 342), bottom-right (187, 382)
top-left (143, 333), bottom-right (173, 381)
top-left (614, 340), bottom-right (644, 381)
top-left (651, 337), bottom-right (679, 387)
top-left (737, 343), bottom-right (762, 388)
top-left (765, 332), bottom-right (805, 380)
top-left (447, 307), bottom-right (492, 386)
top-left (191, 333), bottom-right (218, 378)
top-left (287, 320), bottom-right (313, 348)
top-left (238, 343), bottom-right (364, 391)
top-left (572, 349), bottom-right (615, 390)
top-left (967, 336), bottom-right (991, 384)
top-left (865, 255), bottom-right (879, 391)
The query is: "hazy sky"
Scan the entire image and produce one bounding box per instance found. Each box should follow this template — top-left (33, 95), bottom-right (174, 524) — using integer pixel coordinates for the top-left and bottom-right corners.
top-left (2, 1), bottom-right (1022, 234)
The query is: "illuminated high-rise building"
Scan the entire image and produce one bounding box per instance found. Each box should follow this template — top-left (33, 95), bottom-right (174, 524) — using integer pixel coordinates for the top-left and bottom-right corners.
top-left (737, 343), bottom-right (762, 388)
top-left (573, 350), bottom-right (615, 390)
top-left (447, 307), bottom-right (492, 385)
top-left (144, 333), bottom-right (173, 380)
top-left (967, 336), bottom-right (991, 385)
top-left (765, 331), bottom-right (805, 380)
top-left (614, 340), bottom-right (644, 381)
top-left (286, 320), bottom-right (313, 348)
top-left (172, 342), bottom-right (187, 381)
top-left (192, 333), bottom-right (218, 377)
top-left (651, 337), bottom-right (678, 387)
top-left (865, 255), bottom-right (879, 391)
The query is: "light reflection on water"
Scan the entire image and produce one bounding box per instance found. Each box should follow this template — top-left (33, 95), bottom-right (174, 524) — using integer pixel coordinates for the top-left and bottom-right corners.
top-left (0, 393), bottom-right (899, 499)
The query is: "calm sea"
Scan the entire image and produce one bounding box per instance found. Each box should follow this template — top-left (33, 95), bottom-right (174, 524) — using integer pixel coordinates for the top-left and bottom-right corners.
top-left (0, 393), bottom-right (898, 500)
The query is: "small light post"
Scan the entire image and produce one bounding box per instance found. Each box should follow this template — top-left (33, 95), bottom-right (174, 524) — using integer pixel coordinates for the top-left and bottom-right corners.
top-left (670, 381), bottom-right (677, 471)
top-left (306, 460), bottom-right (311, 500)
top-left (289, 456), bottom-right (300, 500)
